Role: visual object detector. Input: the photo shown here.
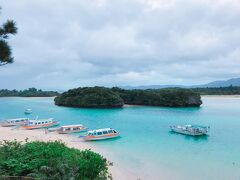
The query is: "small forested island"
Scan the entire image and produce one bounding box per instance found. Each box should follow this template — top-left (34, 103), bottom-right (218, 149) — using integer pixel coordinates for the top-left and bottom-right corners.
top-left (54, 87), bottom-right (124, 108)
top-left (0, 88), bottom-right (59, 97)
top-left (54, 86), bottom-right (202, 108)
top-left (113, 87), bottom-right (202, 107)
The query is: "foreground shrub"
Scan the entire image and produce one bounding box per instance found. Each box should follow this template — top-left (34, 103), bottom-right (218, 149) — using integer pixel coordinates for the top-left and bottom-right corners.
top-left (0, 140), bottom-right (111, 180)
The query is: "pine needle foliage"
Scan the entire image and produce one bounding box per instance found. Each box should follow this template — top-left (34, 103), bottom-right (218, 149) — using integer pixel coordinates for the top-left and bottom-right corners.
top-left (0, 7), bottom-right (18, 66)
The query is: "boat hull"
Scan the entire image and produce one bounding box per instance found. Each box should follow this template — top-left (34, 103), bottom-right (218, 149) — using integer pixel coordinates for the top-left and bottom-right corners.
top-left (1, 122), bottom-right (27, 127)
top-left (22, 121), bottom-right (59, 130)
top-left (170, 126), bottom-right (208, 136)
top-left (84, 133), bottom-right (120, 141)
top-left (171, 128), bottom-right (206, 136)
top-left (1, 118), bottom-right (29, 127)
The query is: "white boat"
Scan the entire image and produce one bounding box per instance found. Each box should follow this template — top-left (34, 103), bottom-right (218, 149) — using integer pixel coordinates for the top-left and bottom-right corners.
top-left (170, 125), bottom-right (209, 136)
top-left (84, 128), bottom-right (120, 141)
top-left (0, 118), bottom-right (29, 127)
top-left (22, 118), bottom-right (59, 130)
top-left (24, 109), bottom-right (32, 114)
top-left (57, 124), bottom-right (87, 134)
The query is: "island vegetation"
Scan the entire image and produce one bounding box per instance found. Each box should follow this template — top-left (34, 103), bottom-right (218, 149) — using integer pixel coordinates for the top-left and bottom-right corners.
top-left (0, 88), bottom-right (59, 97)
top-left (0, 140), bottom-right (111, 180)
top-left (112, 87), bottom-right (202, 107)
top-left (54, 87), bottom-right (124, 108)
top-left (191, 86), bottom-right (240, 95)
top-left (55, 86), bottom-right (202, 108)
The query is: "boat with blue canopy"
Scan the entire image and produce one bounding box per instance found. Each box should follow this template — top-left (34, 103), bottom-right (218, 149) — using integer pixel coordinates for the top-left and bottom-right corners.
top-left (24, 109), bottom-right (32, 114)
top-left (170, 124), bottom-right (210, 136)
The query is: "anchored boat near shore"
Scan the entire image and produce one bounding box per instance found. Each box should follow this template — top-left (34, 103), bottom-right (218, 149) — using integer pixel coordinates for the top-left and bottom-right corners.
top-left (84, 128), bottom-right (120, 141)
top-left (22, 118), bottom-right (59, 130)
top-left (0, 118), bottom-right (29, 127)
top-left (170, 125), bottom-right (210, 136)
top-left (24, 109), bottom-right (32, 114)
top-left (57, 124), bottom-right (87, 134)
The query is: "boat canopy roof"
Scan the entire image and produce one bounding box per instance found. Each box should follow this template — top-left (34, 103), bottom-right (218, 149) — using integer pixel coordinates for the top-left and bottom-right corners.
top-left (61, 124), bottom-right (84, 128)
top-left (88, 128), bottom-right (114, 133)
top-left (174, 124), bottom-right (209, 129)
top-left (8, 118), bottom-right (27, 120)
top-left (191, 125), bottom-right (209, 128)
top-left (6, 118), bottom-right (28, 121)
top-left (28, 118), bottom-right (53, 123)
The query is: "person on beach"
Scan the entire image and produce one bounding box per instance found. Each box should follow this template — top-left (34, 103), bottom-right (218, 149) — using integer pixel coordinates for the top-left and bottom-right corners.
top-left (45, 128), bottom-right (48, 134)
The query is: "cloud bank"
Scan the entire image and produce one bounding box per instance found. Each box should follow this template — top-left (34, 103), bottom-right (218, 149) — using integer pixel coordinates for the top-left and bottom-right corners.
top-left (1, 0), bottom-right (240, 90)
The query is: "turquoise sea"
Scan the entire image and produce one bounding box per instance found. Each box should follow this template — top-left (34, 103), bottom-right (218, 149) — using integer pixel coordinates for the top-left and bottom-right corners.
top-left (0, 97), bottom-right (240, 180)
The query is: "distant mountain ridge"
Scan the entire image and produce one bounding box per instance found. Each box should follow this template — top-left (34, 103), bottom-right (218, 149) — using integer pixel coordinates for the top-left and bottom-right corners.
top-left (121, 85), bottom-right (186, 89)
top-left (195, 78), bottom-right (240, 88)
top-left (121, 78), bottom-right (240, 89)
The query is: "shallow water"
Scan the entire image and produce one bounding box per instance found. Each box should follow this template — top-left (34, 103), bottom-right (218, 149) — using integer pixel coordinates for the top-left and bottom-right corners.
top-left (0, 97), bottom-right (240, 180)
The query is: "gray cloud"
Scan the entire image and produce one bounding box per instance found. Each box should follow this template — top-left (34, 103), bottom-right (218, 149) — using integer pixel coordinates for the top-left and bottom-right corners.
top-left (1, 0), bottom-right (240, 90)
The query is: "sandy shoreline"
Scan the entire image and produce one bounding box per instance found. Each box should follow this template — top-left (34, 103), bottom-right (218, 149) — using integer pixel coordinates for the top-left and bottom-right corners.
top-left (201, 95), bottom-right (240, 99)
top-left (0, 126), bottom-right (137, 180)
top-left (201, 95), bottom-right (240, 98)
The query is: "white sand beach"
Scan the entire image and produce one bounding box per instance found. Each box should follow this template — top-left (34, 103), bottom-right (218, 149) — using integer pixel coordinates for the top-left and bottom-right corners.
top-left (0, 126), bottom-right (137, 180)
top-left (201, 95), bottom-right (240, 98)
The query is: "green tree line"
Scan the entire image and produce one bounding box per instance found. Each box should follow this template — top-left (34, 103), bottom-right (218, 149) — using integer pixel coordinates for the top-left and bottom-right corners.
top-left (55, 86), bottom-right (202, 108)
top-left (112, 87), bottom-right (202, 107)
top-left (191, 86), bottom-right (240, 95)
top-left (0, 88), bottom-right (59, 97)
top-left (54, 87), bottom-right (124, 108)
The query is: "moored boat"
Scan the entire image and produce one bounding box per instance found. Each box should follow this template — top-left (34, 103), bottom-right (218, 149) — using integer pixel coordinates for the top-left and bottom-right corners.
top-left (170, 124), bottom-right (209, 136)
top-left (0, 118), bottom-right (29, 127)
top-left (22, 118), bottom-right (59, 130)
top-left (57, 124), bottom-right (87, 134)
top-left (24, 109), bottom-right (32, 114)
top-left (84, 128), bottom-right (120, 141)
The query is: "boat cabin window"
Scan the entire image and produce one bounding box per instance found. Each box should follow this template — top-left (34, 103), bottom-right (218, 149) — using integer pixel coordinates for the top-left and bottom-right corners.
top-left (35, 123), bottom-right (37, 125)
top-left (113, 130), bottom-right (117, 133)
top-left (93, 132), bottom-right (96, 135)
top-left (73, 127), bottom-right (79, 130)
top-left (45, 121), bottom-right (48, 123)
top-left (97, 132), bottom-right (103, 135)
top-left (103, 131), bottom-right (108, 134)
top-left (88, 132), bottom-right (93, 136)
top-left (65, 128), bottom-right (71, 131)
top-left (21, 120), bottom-right (25, 122)
top-left (108, 130), bottom-right (113, 134)
top-left (29, 122), bottom-right (33, 125)
top-left (38, 122), bottom-right (41, 124)
top-left (15, 120), bottom-right (20, 122)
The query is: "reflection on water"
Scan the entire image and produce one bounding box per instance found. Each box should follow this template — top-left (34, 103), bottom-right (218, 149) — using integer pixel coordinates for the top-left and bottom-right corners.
top-left (168, 131), bottom-right (210, 142)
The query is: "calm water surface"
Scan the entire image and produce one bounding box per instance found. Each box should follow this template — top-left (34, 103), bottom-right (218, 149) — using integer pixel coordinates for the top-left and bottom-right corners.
top-left (0, 97), bottom-right (240, 180)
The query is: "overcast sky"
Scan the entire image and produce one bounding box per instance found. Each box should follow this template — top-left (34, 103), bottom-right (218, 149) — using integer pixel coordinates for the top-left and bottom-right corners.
top-left (1, 0), bottom-right (240, 90)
